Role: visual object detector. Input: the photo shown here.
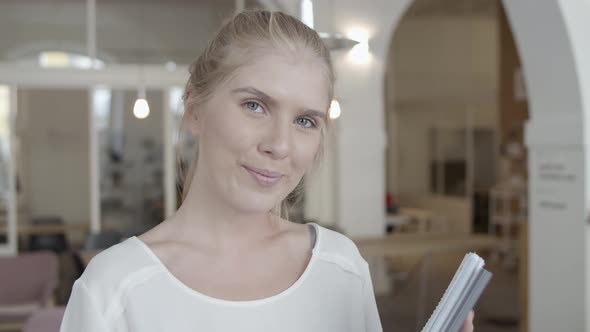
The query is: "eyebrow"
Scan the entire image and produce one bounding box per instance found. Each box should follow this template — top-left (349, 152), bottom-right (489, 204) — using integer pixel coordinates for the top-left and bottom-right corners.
top-left (231, 86), bottom-right (327, 121)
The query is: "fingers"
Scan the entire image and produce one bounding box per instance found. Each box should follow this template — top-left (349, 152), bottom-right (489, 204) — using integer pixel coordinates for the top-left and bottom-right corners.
top-left (467, 310), bottom-right (474, 321)
top-left (459, 310), bottom-right (475, 332)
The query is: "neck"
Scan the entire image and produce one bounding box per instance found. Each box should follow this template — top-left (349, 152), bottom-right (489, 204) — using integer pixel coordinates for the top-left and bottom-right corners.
top-left (165, 172), bottom-right (281, 251)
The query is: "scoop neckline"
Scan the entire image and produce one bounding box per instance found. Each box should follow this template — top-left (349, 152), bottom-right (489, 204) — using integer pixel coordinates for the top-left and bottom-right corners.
top-left (131, 222), bottom-right (321, 307)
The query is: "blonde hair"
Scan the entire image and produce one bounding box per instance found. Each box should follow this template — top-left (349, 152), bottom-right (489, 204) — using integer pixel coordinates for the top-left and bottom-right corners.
top-left (178, 9), bottom-right (335, 219)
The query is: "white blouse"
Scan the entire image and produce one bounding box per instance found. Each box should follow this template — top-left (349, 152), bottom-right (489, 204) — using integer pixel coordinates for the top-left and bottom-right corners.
top-left (60, 223), bottom-right (383, 332)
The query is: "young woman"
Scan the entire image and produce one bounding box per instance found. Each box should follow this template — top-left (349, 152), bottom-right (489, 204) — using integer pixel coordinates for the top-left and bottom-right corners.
top-left (60, 10), bottom-right (474, 332)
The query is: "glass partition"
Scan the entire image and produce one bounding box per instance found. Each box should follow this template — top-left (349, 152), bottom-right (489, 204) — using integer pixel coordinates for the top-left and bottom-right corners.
top-left (0, 86), bottom-right (13, 251)
top-left (97, 88), bottom-right (165, 235)
top-left (14, 88), bottom-right (90, 250)
top-left (96, 0), bottom-right (234, 65)
top-left (0, 1), bottom-right (87, 64)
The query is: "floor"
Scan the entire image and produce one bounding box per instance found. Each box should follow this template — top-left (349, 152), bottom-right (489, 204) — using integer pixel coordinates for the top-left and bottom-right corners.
top-left (375, 251), bottom-right (520, 332)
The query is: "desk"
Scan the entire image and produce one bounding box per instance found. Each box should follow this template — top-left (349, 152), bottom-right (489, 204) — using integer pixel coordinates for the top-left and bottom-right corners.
top-left (0, 223), bottom-right (89, 236)
top-left (355, 233), bottom-right (499, 258)
top-left (354, 234), bottom-right (499, 329)
top-left (386, 207), bottom-right (445, 233)
top-left (0, 223), bottom-right (89, 251)
top-left (385, 214), bottom-right (412, 231)
top-left (0, 322), bottom-right (23, 332)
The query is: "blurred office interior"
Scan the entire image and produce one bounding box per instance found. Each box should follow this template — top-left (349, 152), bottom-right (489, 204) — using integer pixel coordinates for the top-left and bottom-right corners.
top-left (1, 0), bottom-right (590, 331)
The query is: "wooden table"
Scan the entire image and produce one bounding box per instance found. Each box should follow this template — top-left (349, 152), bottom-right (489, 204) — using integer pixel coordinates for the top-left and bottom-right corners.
top-left (0, 223), bottom-right (89, 236)
top-left (386, 207), bottom-right (446, 234)
top-left (0, 223), bottom-right (90, 251)
top-left (354, 233), bottom-right (499, 258)
top-left (0, 322), bottom-right (24, 332)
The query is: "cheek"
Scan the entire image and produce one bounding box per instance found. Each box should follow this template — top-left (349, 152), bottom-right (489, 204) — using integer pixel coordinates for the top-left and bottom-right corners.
top-left (200, 110), bottom-right (253, 164)
top-left (291, 135), bottom-right (321, 173)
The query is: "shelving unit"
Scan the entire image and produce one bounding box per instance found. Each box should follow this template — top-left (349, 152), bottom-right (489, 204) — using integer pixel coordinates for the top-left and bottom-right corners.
top-left (488, 185), bottom-right (527, 267)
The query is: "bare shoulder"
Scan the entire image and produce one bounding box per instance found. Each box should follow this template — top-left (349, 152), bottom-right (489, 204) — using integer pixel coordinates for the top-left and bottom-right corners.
top-left (135, 219), bottom-right (189, 264)
top-left (136, 221), bottom-right (168, 246)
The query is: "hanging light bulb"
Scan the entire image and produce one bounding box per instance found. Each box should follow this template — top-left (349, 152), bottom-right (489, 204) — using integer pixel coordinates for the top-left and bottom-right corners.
top-left (133, 3), bottom-right (149, 120)
top-left (133, 87), bottom-right (150, 119)
top-left (329, 99), bottom-right (341, 119)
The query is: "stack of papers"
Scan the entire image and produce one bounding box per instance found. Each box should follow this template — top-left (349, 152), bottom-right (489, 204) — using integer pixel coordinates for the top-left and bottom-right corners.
top-left (421, 253), bottom-right (492, 332)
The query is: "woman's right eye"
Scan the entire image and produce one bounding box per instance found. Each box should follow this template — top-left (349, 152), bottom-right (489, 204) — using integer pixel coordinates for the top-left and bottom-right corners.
top-left (244, 101), bottom-right (264, 113)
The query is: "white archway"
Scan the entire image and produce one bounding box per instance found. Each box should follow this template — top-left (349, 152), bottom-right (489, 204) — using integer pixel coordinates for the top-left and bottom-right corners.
top-left (502, 1), bottom-right (590, 331)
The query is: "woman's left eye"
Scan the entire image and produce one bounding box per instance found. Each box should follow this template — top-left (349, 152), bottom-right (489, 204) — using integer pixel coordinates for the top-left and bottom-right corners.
top-left (244, 101), bottom-right (264, 113)
top-left (295, 117), bottom-right (316, 129)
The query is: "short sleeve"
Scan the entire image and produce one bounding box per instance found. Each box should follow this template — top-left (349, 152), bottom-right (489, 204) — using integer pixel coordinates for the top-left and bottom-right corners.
top-left (361, 260), bottom-right (383, 332)
top-left (60, 280), bottom-right (110, 332)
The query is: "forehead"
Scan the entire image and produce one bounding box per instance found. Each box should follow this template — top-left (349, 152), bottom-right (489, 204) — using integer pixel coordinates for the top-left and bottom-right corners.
top-left (225, 54), bottom-right (331, 110)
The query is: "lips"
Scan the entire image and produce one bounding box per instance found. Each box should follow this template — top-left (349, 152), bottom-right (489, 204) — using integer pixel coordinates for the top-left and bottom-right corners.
top-left (242, 165), bottom-right (284, 187)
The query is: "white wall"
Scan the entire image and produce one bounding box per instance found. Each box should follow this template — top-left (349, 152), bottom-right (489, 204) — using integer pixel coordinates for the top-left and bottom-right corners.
top-left (395, 108), bottom-right (497, 195)
top-left (391, 17), bottom-right (498, 104)
top-left (307, 0), bottom-right (403, 237)
top-left (389, 16), bottom-right (498, 195)
top-left (383, 14), bottom-right (499, 235)
top-left (304, 126), bottom-right (337, 226)
top-left (18, 89), bottom-right (90, 225)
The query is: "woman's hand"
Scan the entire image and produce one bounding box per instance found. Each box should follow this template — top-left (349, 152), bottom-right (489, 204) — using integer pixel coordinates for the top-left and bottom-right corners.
top-left (459, 310), bottom-right (475, 332)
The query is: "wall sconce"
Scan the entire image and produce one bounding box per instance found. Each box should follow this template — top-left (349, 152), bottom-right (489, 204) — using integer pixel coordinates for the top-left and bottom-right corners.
top-left (301, 0), bottom-right (360, 51)
top-left (347, 28), bottom-right (370, 64)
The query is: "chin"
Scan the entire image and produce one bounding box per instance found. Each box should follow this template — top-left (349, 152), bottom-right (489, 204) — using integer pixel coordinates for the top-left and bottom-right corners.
top-left (233, 184), bottom-right (294, 214)
top-left (229, 189), bottom-right (283, 215)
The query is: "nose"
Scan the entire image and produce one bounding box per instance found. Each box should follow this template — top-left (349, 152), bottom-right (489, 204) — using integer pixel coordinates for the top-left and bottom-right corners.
top-left (259, 119), bottom-right (290, 160)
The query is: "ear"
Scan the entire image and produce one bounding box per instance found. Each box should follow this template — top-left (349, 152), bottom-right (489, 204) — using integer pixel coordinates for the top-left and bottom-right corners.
top-left (183, 88), bottom-right (201, 137)
top-left (183, 100), bottom-right (202, 138)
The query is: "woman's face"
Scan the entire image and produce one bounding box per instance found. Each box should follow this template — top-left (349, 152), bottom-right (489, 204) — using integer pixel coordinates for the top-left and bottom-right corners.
top-left (191, 53), bottom-right (330, 214)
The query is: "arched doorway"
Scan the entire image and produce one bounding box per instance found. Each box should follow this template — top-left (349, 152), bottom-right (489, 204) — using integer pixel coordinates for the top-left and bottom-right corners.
top-left (385, 0), bottom-right (526, 330)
